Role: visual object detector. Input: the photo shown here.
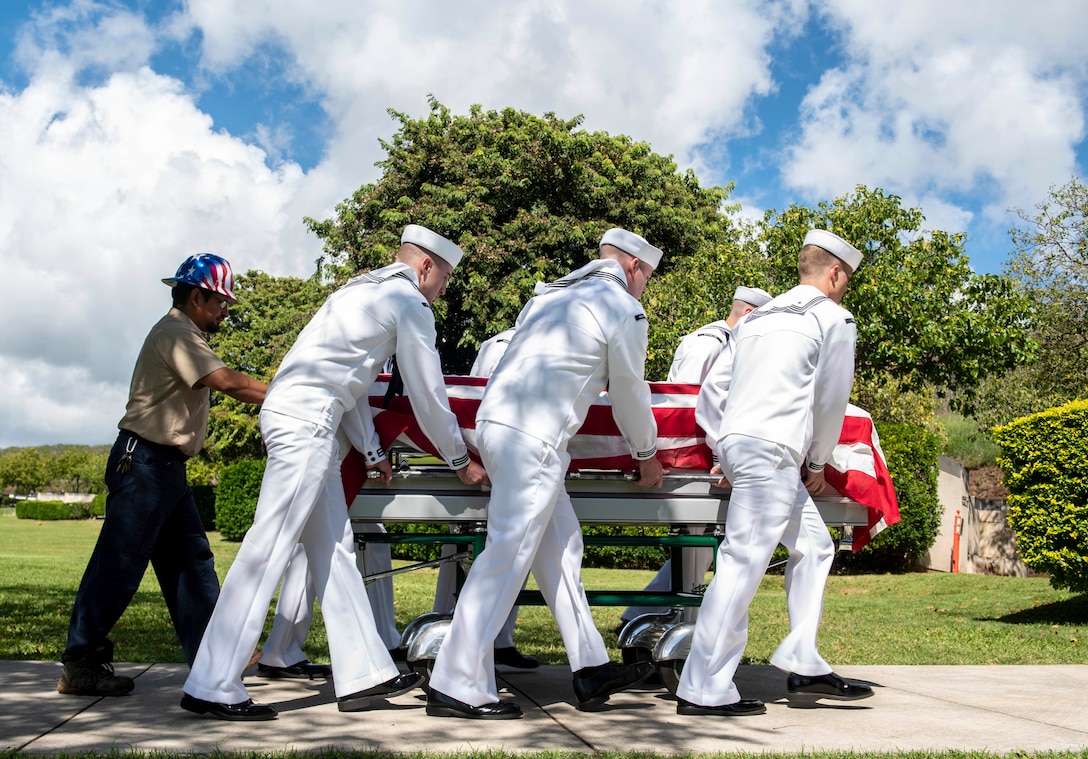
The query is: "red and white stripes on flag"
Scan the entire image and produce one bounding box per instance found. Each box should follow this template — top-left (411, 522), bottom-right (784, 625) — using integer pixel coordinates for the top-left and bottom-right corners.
top-left (343, 376), bottom-right (899, 552)
top-left (824, 404), bottom-right (900, 551)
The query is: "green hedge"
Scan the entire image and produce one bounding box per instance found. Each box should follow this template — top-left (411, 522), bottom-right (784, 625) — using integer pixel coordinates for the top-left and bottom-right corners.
top-left (993, 399), bottom-right (1088, 593)
top-left (15, 500), bottom-right (90, 520)
top-left (89, 493), bottom-right (107, 518)
top-left (835, 420), bottom-right (942, 572)
top-left (384, 523), bottom-right (672, 568)
top-left (387, 523), bottom-right (454, 562)
top-left (215, 459), bottom-right (267, 541)
top-left (581, 525), bottom-right (670, 569)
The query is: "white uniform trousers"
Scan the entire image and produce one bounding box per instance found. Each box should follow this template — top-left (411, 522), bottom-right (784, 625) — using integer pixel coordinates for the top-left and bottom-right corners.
top-left (261, 543), bottom-right (314, 668)
top-left (353, 523), bottom-right (401, 649)
top-left (434, 532), bottom-right (520, 649)
top-left (262, 536), bottom-right (400, 667)
top-left (429, 421), bottom-right (609, 706)
top-left (622, 529), bottom-right (714, 623)
top-left (676, 434), bottom-right (834, 706)
top-left (184, 411), bottom-right (400, 703)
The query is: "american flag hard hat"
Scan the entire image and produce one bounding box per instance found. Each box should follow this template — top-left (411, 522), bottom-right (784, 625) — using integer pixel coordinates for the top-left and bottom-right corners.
top-left (162, 253), bottom-right (236, 302)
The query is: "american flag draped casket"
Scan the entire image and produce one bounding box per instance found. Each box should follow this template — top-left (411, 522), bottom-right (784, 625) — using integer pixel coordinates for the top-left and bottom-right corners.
top-left (341, 375), bottom-right (900, 551)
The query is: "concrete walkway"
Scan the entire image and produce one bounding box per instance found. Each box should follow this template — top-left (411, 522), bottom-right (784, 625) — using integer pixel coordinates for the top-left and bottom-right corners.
top-left (3, 661), bottom-right (1086, 755)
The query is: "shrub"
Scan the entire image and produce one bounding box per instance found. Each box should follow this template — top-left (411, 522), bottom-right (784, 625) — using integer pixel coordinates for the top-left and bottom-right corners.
top-left (185, 457), bottom-right (218, 487)
top-left (835, 420), bottom-right (942, 572)
top-left (993, 399), bottom-right (1088, 593)
top-left (383, 523), bottom-right (674, 569)
top-left (215, 459), bottom-right (266, 541)
top-left (15, 500), bottom-right (90, 520)
top-left (387, 523), bottom-right (454, 562)
top-left (89, 493), bottom-right (107, 518)
top-left (581, 525), bottom-right (670, 569)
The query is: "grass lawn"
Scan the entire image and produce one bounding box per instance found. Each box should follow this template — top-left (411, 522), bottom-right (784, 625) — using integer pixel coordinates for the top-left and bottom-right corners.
top-left (1, 515), bottom-right (1085, 666)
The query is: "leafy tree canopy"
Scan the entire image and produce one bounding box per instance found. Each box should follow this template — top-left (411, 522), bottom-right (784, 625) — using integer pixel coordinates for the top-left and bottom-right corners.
top-left (305, 96), bottom-right (732, 372)
top-left (0, 445), bottom-right (108, 495)
top-left (641, 214), bottom-right (768, 378)
top-left (974, 176), bottom-right (1088, 429)
top-left (760, 187), bottom-right (1036, 413)
top-left (0, 448), bottom-right (48, 495)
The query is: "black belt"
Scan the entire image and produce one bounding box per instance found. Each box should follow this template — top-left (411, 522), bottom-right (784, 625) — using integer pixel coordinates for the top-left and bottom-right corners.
top-left (119, 430), bottom-right (189, 463)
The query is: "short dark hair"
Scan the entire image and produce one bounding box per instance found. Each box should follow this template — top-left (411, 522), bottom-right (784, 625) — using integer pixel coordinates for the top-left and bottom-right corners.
top-left (798, 244), bottom-right (840, 280)
top-left (171, 282), bottom-right (198, 307)
top-left (171, 283), bottom-right (222, 308)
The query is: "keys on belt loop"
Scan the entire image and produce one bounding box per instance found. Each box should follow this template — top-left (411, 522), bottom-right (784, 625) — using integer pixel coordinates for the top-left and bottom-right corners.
top-left (116, 436), bottom-right (138, 473)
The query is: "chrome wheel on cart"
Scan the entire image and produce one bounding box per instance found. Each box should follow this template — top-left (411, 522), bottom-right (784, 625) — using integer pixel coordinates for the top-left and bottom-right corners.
top-left (617, 610), bottom-right (682, 678)
top-left (398, 612), bottom-right (452, 685)
top-left (652, 621), bottom-right (694, 694)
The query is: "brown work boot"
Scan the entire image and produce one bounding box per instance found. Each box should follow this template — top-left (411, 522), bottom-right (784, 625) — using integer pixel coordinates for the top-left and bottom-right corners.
top-left (57, 658), bottom-right (135, 697)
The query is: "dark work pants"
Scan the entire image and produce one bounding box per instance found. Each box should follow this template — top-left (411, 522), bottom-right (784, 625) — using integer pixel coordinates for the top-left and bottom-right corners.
top-left (63, 431), bottom-right (219, 666)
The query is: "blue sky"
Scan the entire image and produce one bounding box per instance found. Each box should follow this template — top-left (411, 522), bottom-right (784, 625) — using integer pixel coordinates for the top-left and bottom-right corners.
top-left (1, 0), bottom-right (1086, 447)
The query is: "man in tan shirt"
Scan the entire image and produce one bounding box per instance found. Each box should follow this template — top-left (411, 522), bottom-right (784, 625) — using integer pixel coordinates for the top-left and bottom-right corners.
top-left (58, 254), bottom-right (267, 698)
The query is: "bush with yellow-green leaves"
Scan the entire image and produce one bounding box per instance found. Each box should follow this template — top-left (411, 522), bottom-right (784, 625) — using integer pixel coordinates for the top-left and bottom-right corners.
top-left (993, 399), bottom-right (1088, 593)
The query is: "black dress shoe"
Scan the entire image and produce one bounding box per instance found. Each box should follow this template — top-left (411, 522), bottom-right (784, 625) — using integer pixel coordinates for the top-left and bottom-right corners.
top-left (425, 688), bottom-right (522, 719)
top-left (495, 646), bottom-right (539, 669)
top-left (257, 660), bottom-right (332, 679)
top-left (572, 661), bottom-right (654, 711)
top-left (787, 672), bottom-right (873, 701)
top-left (180, 693), bottom-right (277, 721)
top-left (676, 697), bottom-right (766, 716)
top-left (337, 672), bottom-right (423, 712)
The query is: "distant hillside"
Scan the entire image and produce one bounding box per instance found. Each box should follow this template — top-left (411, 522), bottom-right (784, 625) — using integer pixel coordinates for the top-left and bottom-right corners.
top-left (0, 443), bottom-right (112, 456)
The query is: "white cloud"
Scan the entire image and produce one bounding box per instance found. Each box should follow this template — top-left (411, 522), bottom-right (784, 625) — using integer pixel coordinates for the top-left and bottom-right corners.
top-left (0, 6), bottom-right (309, 447)
top-left (182, 0), bottom-right (789, 181)
top-left (909, 195), bottom-right (974, 241)
top-left (13, 0), bottom-right (155, 75)
top-left (0, 357), bottom-right (124, 447)
top-left (782, 0), bottom-right (1087, 236)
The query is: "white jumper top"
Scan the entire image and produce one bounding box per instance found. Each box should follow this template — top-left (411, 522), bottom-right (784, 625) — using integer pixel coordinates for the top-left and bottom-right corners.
top-left (476, 259), bottom-right (658, 458)
top-left (719, 284), bottom-right (856, 469)
top-left (469, 328), bottom-right (516, 378)
top-left (264, 262), bottom-right (469, 469)
top-left (667, 320), bottom-right (732, 384)
top-left (692, 324), bottom-right (737, 453)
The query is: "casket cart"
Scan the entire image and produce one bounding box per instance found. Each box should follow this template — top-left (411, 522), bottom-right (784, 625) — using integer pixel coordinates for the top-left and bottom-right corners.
top-left (347, 460), bottom-right (872, 692)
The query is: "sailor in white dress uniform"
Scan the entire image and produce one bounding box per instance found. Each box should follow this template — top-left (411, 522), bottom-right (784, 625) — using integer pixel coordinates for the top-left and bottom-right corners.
top-left (182, 225), bottom-right (486, 720)
top-left (620, 286), bottom-right (771, 626)
top-left (429, 327), bottom-right (539, 668)
top-left (426, 228), bottom-right (667, 719)
top-left (675, 229), bottom-right (873, 717)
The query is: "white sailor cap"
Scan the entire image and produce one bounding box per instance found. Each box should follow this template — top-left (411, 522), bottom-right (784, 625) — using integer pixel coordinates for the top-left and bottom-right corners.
top-left (733, 286), bottom-right (772, 308)
top-left (600, 228), bottom-right (663, 271)
top-left (401, 224), bottom-right (464, 269)
top-left (803, 229), bottom-right (863, 271)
